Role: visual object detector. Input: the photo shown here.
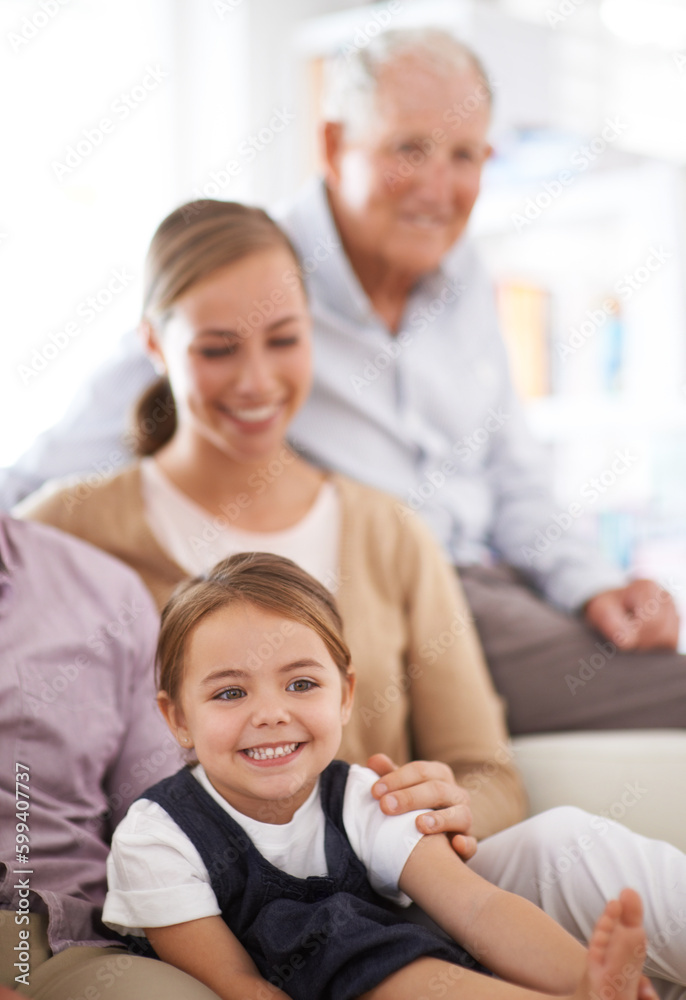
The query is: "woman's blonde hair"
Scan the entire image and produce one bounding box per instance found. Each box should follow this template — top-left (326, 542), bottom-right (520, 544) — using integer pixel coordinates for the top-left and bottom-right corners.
top-left (157, 552), bottom-right (352, 705)
top-left (132, 200), bottom-right (302, 456)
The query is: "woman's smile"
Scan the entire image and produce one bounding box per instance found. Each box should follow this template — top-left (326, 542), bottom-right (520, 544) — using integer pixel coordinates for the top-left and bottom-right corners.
top-left (216, 399), bottom-right (286, 434)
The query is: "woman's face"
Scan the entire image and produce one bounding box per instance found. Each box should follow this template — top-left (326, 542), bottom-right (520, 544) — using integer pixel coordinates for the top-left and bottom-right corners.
top-left (146, 247), bottom-right (311, 467)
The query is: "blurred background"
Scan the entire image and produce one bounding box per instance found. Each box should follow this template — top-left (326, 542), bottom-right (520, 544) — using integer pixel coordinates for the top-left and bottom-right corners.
top-left (1, 0), bottom-right (685, 614)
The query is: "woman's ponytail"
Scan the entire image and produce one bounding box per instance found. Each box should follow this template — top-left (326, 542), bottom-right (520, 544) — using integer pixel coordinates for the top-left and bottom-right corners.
top-left (130, 375), bottom-right (177, 456)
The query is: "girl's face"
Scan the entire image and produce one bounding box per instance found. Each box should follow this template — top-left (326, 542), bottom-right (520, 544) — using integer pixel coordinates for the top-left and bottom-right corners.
top-left (159, 603), bottom-right (355, 824)
top-left (144, 247), bottom-right (312, 467)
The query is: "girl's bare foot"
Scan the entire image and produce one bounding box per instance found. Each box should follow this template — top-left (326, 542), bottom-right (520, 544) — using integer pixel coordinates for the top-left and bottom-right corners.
top-left (579, 889), bottom-right (649, 1000)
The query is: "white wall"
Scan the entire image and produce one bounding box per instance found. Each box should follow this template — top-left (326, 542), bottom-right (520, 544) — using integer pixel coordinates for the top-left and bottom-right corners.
top-left (1, 0), bottom-right (176, 463)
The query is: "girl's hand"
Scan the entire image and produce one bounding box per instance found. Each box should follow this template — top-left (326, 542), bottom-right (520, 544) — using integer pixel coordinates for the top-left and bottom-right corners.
top-left (367, 753), bottom-right (478, 860)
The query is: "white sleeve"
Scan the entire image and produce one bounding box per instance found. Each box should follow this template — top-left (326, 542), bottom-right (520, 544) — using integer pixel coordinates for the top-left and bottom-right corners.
top-left (103, 799), bottom-right (220, 936)
top-left (342, 764), bottom-right (425, 907)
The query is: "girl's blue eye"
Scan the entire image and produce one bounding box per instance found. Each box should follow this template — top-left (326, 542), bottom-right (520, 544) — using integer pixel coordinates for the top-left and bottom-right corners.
top-left (216, 687), bottom-right (246, 700)
top-left (287, 679), bottom-right (316, 692)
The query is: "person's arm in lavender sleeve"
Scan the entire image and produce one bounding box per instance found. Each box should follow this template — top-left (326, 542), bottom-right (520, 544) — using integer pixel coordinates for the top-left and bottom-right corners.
top-left (102, 579), bottom-right (182, 832)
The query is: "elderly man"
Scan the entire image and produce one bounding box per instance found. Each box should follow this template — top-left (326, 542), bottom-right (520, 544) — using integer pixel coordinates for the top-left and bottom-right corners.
top-left (1, 28), bottom-right (683, 739)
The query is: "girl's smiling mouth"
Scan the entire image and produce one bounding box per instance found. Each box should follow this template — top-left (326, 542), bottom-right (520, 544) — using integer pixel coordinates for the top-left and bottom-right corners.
top-left (240, 741), bottom-right (304, 764)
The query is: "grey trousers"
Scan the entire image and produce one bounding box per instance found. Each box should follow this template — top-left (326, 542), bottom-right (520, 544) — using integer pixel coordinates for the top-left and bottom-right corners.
top-left (459, 564), bottom-right (686, 734)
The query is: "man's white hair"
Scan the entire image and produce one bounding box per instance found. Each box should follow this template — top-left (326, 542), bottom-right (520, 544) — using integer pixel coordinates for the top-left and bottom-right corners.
top-left (322, 27), bottom-right (492, 136)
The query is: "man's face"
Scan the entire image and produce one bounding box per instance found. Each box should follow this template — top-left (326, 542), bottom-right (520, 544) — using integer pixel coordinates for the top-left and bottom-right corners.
top-left (325, 58), bottom-right (492, 283)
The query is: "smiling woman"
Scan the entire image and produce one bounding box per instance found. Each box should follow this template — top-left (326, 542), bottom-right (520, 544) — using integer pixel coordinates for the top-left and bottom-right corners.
top-left (15, 199), bottom-right (332, 586)
top-left (143, 251), bottom-right (312, 480)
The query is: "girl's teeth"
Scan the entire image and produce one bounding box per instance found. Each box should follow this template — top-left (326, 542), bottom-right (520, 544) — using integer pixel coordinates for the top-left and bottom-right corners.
top-left (243, 742), bottom-right (300, 761)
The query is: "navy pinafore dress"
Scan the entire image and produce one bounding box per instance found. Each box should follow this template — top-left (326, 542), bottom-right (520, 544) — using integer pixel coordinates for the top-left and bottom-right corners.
top-left (137, 761), bottom-right (489, 999)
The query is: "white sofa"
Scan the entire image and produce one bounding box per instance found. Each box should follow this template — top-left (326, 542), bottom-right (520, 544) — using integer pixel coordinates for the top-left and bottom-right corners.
top-left (511, 730), bottom-right (686, 852)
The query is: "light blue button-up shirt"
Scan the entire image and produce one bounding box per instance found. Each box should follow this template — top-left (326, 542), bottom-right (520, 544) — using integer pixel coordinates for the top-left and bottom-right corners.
top-left (1, 178), bottom-right (623, 610)
top-left (285, 179), bottom-right (623, 611)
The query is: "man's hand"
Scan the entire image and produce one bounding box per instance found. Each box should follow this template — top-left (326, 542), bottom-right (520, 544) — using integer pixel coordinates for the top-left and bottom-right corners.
top-left (584, 579), bottom-right (680, 651)
top-left (366, 753), bottom-right (477, 860)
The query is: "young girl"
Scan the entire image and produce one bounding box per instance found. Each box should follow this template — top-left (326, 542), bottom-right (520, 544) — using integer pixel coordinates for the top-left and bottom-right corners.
top-left (103, 551), bottom-right (654, 1000)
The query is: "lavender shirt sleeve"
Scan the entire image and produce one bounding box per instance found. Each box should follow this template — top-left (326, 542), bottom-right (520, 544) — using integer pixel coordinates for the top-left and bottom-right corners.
top-left (0, 514), bottom-right (182, 953)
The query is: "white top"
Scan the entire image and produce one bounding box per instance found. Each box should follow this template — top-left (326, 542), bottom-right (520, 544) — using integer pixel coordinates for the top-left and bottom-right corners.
top-left (103, 763), bottom-right (425, 937)
top-left (139, 459), bottom-right (341, 592)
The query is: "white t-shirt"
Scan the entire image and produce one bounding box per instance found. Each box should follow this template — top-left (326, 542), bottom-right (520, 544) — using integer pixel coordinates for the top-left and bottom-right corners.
top-left (104, 764), bottom-right (425, 937)
top-left (140, 459), bottom-right (341, 591)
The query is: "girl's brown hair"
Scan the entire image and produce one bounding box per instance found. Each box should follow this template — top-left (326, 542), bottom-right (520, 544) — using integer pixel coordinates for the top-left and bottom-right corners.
top-left (132, 199), bottom-right (302, 456)
top-left (157, 552), bottom-right (351, 704)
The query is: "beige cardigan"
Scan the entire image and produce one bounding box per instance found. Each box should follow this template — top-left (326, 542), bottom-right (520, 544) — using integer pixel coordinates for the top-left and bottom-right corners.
top-left (19, 465), bottom-right (526, 838)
